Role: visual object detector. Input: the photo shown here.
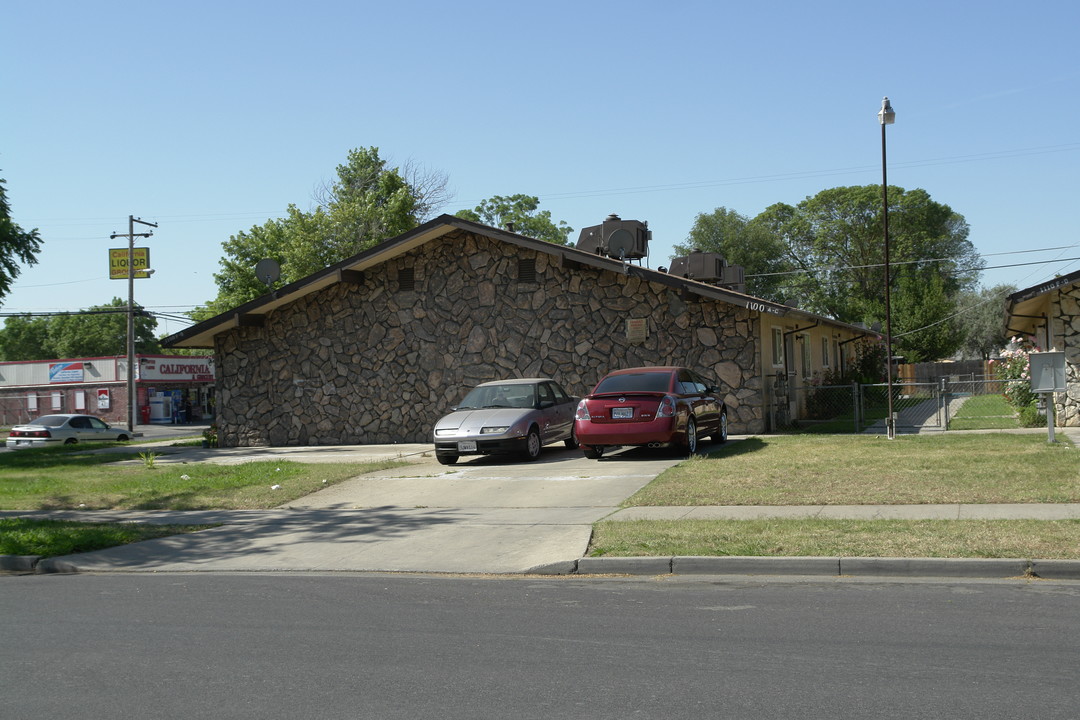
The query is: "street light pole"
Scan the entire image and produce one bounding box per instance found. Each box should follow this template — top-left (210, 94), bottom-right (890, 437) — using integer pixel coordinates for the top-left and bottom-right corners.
top-left (878, 97), bottom-right (896, 439)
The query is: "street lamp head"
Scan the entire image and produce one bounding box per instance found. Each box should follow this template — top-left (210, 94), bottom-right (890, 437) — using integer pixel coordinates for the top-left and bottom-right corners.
top-left (878, 96), bottom-right (896, 125)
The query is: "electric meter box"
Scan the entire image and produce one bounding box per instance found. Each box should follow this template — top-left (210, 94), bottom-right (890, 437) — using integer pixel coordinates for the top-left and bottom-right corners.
top-left (1029, 351), bottom-right (1066, 393)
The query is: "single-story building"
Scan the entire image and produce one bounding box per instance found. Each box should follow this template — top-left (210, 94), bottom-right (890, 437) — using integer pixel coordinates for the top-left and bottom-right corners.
top-left (0, 354), bottom-right (216, 427)
top-left (163, 214), bottom-right (877, 446)
top-left (1005, 268), bottom-right (1080, 426)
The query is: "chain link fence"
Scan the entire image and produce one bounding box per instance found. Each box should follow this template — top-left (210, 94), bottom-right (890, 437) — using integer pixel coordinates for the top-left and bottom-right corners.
top-left (767, 374), bottom-right (1020, 434)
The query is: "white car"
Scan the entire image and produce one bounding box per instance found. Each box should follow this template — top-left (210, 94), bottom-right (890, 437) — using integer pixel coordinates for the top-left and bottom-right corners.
top-left (433, 378), bottom-right (578, 464)
top-left (6, 414), bottom-right (132, 448)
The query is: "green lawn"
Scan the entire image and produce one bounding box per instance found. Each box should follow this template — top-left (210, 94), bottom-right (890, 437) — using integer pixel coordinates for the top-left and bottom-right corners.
top-left (624, 433), bottom-right (1078, 506)
top-left (948, 393), bottom-right (1019, 430)
top-left (590, 518), bottom-right (1080, 559)
top-left (590, 432), bottom-right (1080, 560)
top-left (0, 446), bottom-right (407, 558)
top-left (0, 446), bottom-right (406, 511)
top-left (0, 517), bottom-right (214, 557)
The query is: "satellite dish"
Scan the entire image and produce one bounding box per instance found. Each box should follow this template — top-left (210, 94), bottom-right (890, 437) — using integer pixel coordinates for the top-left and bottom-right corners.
top-left (607, 228), bottom-right (635, 260)
top-left (255, 258), bottom-right (281, 286)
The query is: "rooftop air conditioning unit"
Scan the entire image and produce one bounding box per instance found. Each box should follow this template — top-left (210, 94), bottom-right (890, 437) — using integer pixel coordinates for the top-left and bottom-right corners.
top-left (720, 264), bottom-right (746, 293)
top-left (575, 214), bottom-right (650, 260)
top-left (669, 250), bottom-right (726, 281)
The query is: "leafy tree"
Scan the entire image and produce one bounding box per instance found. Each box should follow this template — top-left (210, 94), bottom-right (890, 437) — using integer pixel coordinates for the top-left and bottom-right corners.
top-left (672, 207), bottom-right (794, 302)
top-left (455, 194), bottom-right (572, 245)
top-left (0, 314), bottom-right (52, 360)
top-left (49, 298), bottom-right (161, 358)
top-left (956, 284), bottom-right (1017, 360)
top-left (0, 299), bottom-right (160, 360)
top-left (196, 147), bottom-right (441, 319)
top-left (0, 175), bottom-right (43, 301)
top-left (754, 185), bottom-right (981, 360)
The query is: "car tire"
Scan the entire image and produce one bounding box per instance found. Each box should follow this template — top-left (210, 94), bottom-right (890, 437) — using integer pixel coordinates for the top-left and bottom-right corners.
top-left (564, 426), bottom-right (579, 450)
top-left (436, 452), bottom-right (459, 465)
top-left (523, 427), bottom-right (542, 461)
top-left (683, 416), bottom-right (698, 456)
top-left (582, 445), bottom-right (604, 459)
top-left (711, 411), bottom-right (727, 445)
top-left (116, 434), bottom-right (130, 442)
top-left (64, 437), bottom-right (78, 445)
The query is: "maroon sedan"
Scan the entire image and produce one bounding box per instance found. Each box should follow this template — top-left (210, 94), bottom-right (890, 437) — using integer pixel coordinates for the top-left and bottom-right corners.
top-left (574, 366), bottom-right (727, 459)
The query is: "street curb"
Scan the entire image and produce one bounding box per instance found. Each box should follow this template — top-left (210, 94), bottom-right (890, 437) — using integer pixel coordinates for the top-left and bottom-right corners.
top-left (0, 555), bottom-right (41, 572)
top-left (530, 556), bottom-right (1080, 580)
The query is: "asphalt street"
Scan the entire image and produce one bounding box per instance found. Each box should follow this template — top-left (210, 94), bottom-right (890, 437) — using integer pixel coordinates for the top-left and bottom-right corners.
top-left (4, 573), bottom-right (1080, 720)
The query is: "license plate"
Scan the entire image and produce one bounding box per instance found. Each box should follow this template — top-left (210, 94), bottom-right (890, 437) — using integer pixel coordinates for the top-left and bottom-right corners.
top-left (611, 407), bottom-right (634, 419)
top-left (457, 440), bottom-right (477, 452)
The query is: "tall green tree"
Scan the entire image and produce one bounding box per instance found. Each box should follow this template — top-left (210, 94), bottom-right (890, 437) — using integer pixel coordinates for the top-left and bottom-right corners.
top-left (455, 194), bottom-right (572, 245)
top-left (672, 207), bottom-right (794, 302)
top-left (0, 314), bottom-right (52, 360)
top-left (0, 299), bottom-right (160, 360)
top-left (0, 175), bottom-right (43, 301)
top-left (195, 147), bottom-right (440, 319)
top-left (754, 185), bottom-right (981, 360)
top-left (48, 298), bottom-right (161, 358)
top-left (956, 284), bottom-right (1017, 360)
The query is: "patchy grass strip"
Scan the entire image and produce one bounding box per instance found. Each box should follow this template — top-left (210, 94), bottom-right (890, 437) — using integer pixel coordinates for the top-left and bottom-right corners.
top-left (590, 518), bottom-right (1080, 559)
top-left (0, 517), bottom-right (215, 558)
top-left (0, 458), bottom-right (407, 511)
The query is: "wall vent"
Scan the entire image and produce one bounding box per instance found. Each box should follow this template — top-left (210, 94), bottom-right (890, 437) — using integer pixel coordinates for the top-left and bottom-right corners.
top-left (397, 268), bottom-right (415, 291)
top-left (517, 258), bottom-right (537, 283)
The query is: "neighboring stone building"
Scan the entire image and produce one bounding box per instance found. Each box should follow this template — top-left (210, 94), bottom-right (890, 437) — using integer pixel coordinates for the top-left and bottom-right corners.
top-left (1005, 269), bottom-right (1080, 427)
top-left (163, 215), bottom-right (872, 446)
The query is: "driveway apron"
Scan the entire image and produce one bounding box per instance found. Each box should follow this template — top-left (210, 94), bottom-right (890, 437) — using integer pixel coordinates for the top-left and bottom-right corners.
top-left (37, 447), bottom-right (681, 574)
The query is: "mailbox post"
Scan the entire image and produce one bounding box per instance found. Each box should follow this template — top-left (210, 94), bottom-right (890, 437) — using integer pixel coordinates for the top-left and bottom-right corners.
top-left (1029, 351), bottom-right (1067, 443)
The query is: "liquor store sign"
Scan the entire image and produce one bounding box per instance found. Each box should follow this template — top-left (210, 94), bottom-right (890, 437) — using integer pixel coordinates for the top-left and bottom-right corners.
top-left (109, 248), bottom-right (151, 279)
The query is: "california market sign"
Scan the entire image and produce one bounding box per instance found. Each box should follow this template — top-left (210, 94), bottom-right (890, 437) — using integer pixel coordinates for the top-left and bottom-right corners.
top-left (141, 357), bottom-right (215, 382)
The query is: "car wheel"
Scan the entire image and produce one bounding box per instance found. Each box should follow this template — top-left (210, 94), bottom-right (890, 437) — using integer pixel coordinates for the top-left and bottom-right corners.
top-left (523, 427), bottom-right (542, 461)
top-left (564, 425), bottom-right (579, 450)
top-left (116, 434), bottom-right (130, 442)
top-left (711, 411), bottom-right (727, 445)
top-left (683, 416), bottom-right (697, 456)
top-left (436, 451), bottom-right (459, 465)
top-left (582, 445), bottom-right (604, 459)
top-left (64, 437), bottom-right (78, 445)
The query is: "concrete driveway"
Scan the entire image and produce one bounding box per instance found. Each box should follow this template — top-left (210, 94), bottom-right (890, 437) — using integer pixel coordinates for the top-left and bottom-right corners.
top-left (29, 444), bottom-right (689, 575)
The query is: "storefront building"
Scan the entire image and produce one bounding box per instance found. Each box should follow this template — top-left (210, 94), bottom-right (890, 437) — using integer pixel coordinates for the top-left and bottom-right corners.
top-left (0, 354), bottom-right (215, 427)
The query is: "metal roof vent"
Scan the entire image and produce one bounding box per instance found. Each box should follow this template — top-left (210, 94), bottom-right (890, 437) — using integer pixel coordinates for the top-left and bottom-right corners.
top-left (575, 214), bottom-right (650, 260)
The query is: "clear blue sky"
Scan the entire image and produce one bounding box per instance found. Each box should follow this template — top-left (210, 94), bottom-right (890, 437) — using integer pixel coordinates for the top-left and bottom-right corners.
top-left (4, 0), bottom-right (1079, 337)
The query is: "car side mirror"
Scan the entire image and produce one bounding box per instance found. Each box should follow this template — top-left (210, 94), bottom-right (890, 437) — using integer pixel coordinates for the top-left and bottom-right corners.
top-left (539, 400), bottom-right (554, 409)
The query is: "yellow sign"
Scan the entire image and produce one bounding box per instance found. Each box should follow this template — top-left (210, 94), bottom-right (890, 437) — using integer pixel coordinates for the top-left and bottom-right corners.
top-left (109, 248), bottom-right (151, 279)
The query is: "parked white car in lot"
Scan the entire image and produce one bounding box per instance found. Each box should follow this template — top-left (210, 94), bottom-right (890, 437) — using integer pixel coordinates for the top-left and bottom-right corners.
top-left (5, 414), bottom-right (131, 448)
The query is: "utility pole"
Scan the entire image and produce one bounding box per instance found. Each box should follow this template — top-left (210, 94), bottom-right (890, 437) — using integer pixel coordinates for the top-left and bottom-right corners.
top-left (111, 216), bottom-right (157, 433)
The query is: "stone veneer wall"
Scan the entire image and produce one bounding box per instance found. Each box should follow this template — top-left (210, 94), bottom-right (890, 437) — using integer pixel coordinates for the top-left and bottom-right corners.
top-left (214, 230), bottom-right (763, 446)
top-left (1051, 283), bottom-right (1080, 426)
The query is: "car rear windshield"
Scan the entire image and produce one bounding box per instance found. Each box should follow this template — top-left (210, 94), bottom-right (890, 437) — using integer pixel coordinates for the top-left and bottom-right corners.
top-left (29, 415), bottom-right (68, 427)
top-left (593, 372), bottom-right (671, 394)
